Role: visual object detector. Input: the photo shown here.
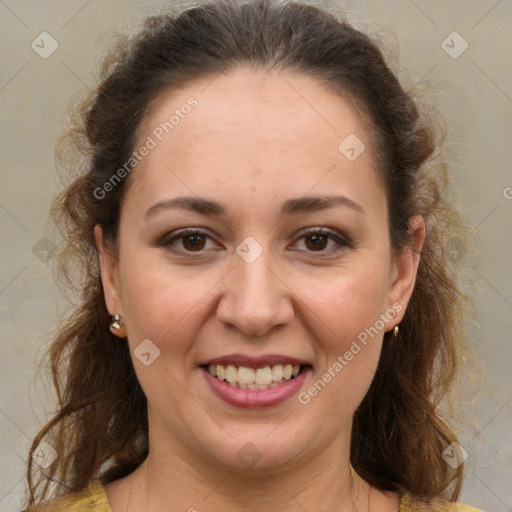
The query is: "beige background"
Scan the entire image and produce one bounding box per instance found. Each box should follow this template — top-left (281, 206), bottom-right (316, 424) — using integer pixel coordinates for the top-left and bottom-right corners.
top-left (1, 1), bottom-right (511, 511)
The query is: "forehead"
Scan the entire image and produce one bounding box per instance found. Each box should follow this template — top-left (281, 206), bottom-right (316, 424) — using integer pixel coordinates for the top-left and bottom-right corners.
top-left (140, 67), bottom-right (370, 160)
top-left (126, 68), bottom-right (382, 217)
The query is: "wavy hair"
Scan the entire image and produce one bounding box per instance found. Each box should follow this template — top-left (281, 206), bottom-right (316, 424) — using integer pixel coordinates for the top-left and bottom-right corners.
top-left (25, 0), bottom-right (470, 507)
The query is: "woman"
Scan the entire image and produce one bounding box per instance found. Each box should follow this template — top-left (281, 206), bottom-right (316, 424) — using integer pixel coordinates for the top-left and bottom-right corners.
top-left (23, 0), bottom-right (480, 510)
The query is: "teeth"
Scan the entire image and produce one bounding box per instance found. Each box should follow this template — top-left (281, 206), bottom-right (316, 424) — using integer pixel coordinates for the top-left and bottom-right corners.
top-left (206, 363), bottom-right (303, 389)
top-left (238, 366), bottom-right (255, 384)
top-left (226, 364), bottom-right (237, 383)
top-left (271, 364), bottom-right (283, 381)
top-left (255, 366), bottom-right (272, 385)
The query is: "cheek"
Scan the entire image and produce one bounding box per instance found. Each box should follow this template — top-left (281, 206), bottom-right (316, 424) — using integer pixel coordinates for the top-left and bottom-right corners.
top-left (117, 257), bottom-right (218, 409)
top-left (296, 262), bottom-right (390, 407)
top-left (119, 251), bottom-right (391, 344)
top-left (299, 261), bottom-right (391, 343)
top-left (118, 255), bottom-right (215, 352)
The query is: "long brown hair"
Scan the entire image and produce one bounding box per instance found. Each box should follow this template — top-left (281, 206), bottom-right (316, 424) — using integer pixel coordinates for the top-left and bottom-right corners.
top-left (25, 0), bottom-right (470, 507)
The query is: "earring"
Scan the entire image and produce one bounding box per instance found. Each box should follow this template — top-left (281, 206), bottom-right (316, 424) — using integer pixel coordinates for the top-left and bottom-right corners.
top-left (393, 325), bottom-right (399, 337)
top-left (110, 314), bottom-right (122, 330)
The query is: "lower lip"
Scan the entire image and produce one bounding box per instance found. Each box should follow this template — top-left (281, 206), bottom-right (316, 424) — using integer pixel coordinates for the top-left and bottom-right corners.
top-left (202, 367), bottom-right (310, 408)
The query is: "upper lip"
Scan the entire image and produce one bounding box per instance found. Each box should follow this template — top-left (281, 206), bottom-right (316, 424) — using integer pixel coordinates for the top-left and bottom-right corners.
top-left (201, 353), bottom-right (311, 368)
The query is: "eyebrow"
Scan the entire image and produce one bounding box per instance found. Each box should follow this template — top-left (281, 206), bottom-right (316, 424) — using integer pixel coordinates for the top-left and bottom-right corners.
top-left (144, 194), bottom-right (365, 219)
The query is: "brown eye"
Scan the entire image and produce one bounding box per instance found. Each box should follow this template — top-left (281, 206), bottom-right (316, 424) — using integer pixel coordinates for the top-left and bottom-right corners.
top-left (304, 233), bottom-right (329, 251)
top-left (182, 234), bottom-right (207, 251)
top-left (158, 228), bottom-right (221, 253)
top-left (293, 228), bottom-right (351, 255)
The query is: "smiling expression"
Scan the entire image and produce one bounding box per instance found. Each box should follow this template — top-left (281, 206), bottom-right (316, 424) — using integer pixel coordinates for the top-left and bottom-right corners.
top-left (97, 67), bottom-right (421, 473)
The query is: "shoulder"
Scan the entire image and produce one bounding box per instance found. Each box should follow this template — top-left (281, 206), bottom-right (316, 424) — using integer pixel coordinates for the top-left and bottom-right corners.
top-left (22, 480), bottom-right (112, 512)
top-left (400, 492), bottom-right (483, 512)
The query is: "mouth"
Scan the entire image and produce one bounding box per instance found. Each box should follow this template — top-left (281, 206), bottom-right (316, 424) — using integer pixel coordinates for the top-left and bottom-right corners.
top-left (201, 363), bottom-right (308, 390)
top-left (199, 355), bottom-right (312, 408)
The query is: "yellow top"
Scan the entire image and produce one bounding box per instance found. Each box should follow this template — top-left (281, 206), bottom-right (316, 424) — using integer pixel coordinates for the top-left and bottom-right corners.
top-left (24, 479), bottom-right (483, 511)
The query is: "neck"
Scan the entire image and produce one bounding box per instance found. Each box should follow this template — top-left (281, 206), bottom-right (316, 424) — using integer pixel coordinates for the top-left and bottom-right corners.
top-left (107, 429), bottom-right (376, 512)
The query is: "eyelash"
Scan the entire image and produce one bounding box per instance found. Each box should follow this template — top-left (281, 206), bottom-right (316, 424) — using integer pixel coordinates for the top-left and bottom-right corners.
top-left (158, 227), bottom-right (352, 256)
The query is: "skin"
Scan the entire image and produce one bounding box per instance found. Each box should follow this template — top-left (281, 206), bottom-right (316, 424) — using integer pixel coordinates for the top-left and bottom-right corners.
top-left (96, 68), bottom-right (425, 512)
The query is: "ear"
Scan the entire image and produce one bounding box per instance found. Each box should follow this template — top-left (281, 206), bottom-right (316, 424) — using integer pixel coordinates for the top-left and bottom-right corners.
top-left (386, 215), bottom-right (425, 327)
top-left (94, 224), bottom-right (123, 319)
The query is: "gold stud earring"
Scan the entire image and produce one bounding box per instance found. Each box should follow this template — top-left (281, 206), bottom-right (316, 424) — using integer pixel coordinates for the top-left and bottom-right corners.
top-left (110, 314), bottom-right (127, 338)
top-left (393, 325), bottom-right (399, 337)
top-left (110, 314), bottom-right (121, 330)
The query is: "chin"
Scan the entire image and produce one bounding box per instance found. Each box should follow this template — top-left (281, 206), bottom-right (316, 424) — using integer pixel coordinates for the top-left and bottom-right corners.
top-left (193, 421), bottom-right (314, 474)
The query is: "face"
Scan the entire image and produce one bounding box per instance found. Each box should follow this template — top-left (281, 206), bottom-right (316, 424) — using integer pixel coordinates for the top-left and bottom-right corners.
top-left (97, 68), bottom-right (423, 474)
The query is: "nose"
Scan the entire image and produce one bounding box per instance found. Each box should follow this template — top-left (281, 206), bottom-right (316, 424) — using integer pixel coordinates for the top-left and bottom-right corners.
top-left (216, 247), bottom-right (295, 337)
